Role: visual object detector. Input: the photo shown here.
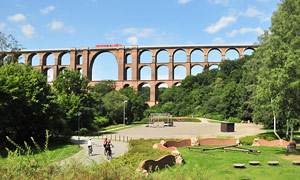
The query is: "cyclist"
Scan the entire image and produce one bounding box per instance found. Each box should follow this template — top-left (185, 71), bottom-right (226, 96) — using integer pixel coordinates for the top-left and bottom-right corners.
top-left (87, 138), bottom-right (96, 156)
top-left (103, 138), bottom-right (108, 155)
top-left (104, 140), bottom-right (114, 159)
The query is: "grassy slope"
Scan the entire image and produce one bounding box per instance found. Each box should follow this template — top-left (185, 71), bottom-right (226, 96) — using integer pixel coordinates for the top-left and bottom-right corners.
top-left (151, 145), bottom-right (300, 180)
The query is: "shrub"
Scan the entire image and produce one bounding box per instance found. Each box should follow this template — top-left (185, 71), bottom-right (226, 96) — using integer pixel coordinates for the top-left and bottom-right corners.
top-left (226, 117), bottom-right (241, 123)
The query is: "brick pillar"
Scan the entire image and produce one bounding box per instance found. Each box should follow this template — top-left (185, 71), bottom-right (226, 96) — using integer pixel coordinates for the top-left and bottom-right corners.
top-left (186, 54), bottom-right (191, 76)
top-left (131, 46), bottom-right (138, 80)
top-left (53, 65), bottom-right (58, 81)
top-left (39, 53), bottom-right (45, 65)
top-left (168, 55), bottom-right (174, 80)
top-left (69, 48), bottom-right (76, 70)
top-left (117, 48), bottom-right (125, 81)
top-left (82, 47), bottom-right (89, 80)
top-left (22, 53), bottom-right (29, 64)
top-left (186, 63), bottom-right (191, 76)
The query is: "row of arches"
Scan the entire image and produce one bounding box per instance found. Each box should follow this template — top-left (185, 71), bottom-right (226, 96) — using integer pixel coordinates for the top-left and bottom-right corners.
top-left (125, 48), bottom-right (254, 64)
top-left (43, 67), bottom-right (83, 82)
top-left (123, 82), bottom-right (180, 102)
top-left (1, 53), bottom-right (83, 66)
top-left (124, 64), bottom-right (219, 81)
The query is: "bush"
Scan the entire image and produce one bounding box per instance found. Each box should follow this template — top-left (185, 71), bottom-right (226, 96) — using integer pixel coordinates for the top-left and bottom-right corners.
top-left (93, 116), bottom-right (109, 127)
top-left (226, 117), bottom-right (241, 123)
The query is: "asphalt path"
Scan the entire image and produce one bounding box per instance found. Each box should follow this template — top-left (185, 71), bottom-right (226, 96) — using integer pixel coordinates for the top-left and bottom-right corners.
top-left (57, 137), bottom-right (128, 165)
top-left (113, 118), bottom-right (265, 139)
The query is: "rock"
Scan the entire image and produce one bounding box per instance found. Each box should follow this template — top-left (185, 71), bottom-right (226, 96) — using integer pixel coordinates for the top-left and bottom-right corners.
top-left (286, 142), bottom-right (297, 153)
top-left (191, 137), bottom-right (199, 146)
top-left (175, 155), bottom-right (185, 165)
top-left (153, 143), bottom-right (158, 149)
top-left (252, 138), bottom-right (260, 146)
top-left (171, 150), bottom-right (181, 156)
top-left (159, 140), bottom-right (167, 146)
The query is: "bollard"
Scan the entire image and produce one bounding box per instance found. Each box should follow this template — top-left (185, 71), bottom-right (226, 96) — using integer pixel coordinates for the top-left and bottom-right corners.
top-left (110, 135), bottom-right (112, 140)
top-left (119, 135), bottom-right (120, 141)
top-left (115, 135), bottom-right (116, 141)
top-left (123, 136), bottom-right (125, 142)
top-left (127, 136), bottom-right (128, 142)
top-left (102, 135), bottom-right (103, 139)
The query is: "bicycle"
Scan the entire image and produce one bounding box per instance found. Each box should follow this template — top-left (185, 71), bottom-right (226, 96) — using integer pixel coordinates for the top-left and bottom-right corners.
top-left (88, 146), bottom-right (93, 156)
top-left (106, 147), bottom-right (113, 160)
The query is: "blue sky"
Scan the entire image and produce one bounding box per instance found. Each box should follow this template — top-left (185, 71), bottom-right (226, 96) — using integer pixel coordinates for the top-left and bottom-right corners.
top-left (0, 0), bottom-right (280, 82)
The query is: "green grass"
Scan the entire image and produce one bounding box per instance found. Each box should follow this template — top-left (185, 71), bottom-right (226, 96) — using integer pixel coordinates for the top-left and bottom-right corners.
top-left (0, 138), bottom-right (82, 164)
top-left (151, 145), bottom-right (300, 180)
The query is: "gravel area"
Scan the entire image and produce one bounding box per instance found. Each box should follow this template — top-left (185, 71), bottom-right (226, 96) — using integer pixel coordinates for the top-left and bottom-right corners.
top-left (114, 118), bottom-right (265, 139)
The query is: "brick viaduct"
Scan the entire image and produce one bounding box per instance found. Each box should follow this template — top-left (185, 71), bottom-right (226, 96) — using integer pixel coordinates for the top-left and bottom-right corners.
top-left (2, 44), bottom-right (257, 106)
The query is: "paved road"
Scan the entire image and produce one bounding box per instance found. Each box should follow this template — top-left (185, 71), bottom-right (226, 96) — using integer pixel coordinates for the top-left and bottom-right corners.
top-left (57, 137), bottom-right (128, 165)
top-left (113, 118), bottom-right (265, 139)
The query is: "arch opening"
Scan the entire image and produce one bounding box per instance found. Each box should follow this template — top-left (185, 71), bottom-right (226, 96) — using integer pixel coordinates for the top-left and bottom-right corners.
top-left (208, 49), bottom-right (222, 62)
top-left (156, 50), bottom-right (169, 63)
top-left (138, 83), bottom-right (150, 101)
top-left (91, 52), bottom-right (118, 81)
top-left (156, 83), bottom-right (168, 103)
top-left (225, 49), bottom-right (239, 60)
top-left (157, 66), bottom-right (169, 80)
top-left (126, 54), bottom-right (132, 64)
top-left (31, 54), bottom-right (40, 66)
top-left (18, 55), bottom-right (25, 64)
top-left (77, 55), bottom-right (83, 65)
top-left (174, 65), bottom-right (186, 80)
top-left (126, 67), bottom-right (132, 80)
top-left (243, 49), bottom-right (254, 56)
top-left (44, 68), bottom-right (54, 82)
top-left (191, 49), bottom-right (204, 62)
top-left (61, 53), bottom-right (70, 65)
top-left (139, 66), bottom-right (151, 80)
top-left (140, 51), bottom-right (152, 63)
top-left (191, 65), bottom-right (203, 75)
top-left (46, 54), bottom-right (55, 66)
top-left (209, 65), bottom-right (219, 70)
top-left (173, 50), bottom-right (187, 63)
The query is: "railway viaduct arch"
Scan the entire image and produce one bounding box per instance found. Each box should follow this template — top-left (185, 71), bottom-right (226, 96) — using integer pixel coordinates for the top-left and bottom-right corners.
top-left (3, 44), bottom-right (258, 106)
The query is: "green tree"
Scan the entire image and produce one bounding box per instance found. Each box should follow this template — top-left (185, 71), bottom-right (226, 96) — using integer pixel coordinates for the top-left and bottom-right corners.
top-left (0, 63), bottom-right (62, 147)
top-left (102, 91), bottom-right (127, 124)
top-left (250, 0), bottom-right (300, 138)
top-left (53, 69), bottom-right (94, 133)
top-left (119, 87), bottom-right (148, 123)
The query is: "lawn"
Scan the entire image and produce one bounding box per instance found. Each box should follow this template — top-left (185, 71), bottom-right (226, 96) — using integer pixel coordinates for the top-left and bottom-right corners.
top-left (151, 145), bottom-right (300, 180)
top-left (0, 138), bottom-right (82, 165)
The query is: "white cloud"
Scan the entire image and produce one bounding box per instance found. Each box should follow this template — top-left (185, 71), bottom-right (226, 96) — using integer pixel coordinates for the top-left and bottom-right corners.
top-left (205, 16), bottom-right (236, 34)
top-left (0, 23), bottom-right (6, 31)
top-left (122, 28), bottom-right (156, 38)
top-left (126, 36), bottom-right (138, 45)
top-left (241, 5), bottom-right (270, 22)
top-left (40, 5), bottom-right (55, 15)
top-left (47, 20), bottom-right (75, 33)
top-left (8, 13), bottom-right (26, 22)
top-left (208, 0), bottom-right (229, 5)
top-left (212, 37), bottom-right (225, 44)
top-left (21, 24), bottom-right (36, 39)
top-left (227, 27), bottom-right (264, 37)
top-left (178, 0), bottom-right (192, 4)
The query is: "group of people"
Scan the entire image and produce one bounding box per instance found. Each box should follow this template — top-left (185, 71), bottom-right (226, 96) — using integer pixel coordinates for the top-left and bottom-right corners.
top-left (87, 137), bottom-right (114, 158)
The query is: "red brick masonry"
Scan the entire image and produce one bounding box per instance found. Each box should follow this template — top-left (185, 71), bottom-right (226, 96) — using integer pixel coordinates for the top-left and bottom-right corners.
top-left (256, 139), bottom-right (295, 148)
top-left (199, 138), bottom-right (238, 146)
top-left (165, 139), bottom-right (191, 147)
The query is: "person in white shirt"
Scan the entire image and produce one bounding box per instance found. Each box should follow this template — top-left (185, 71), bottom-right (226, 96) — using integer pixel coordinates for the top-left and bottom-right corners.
top-left (87, 138), bottom-right (96, 155)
